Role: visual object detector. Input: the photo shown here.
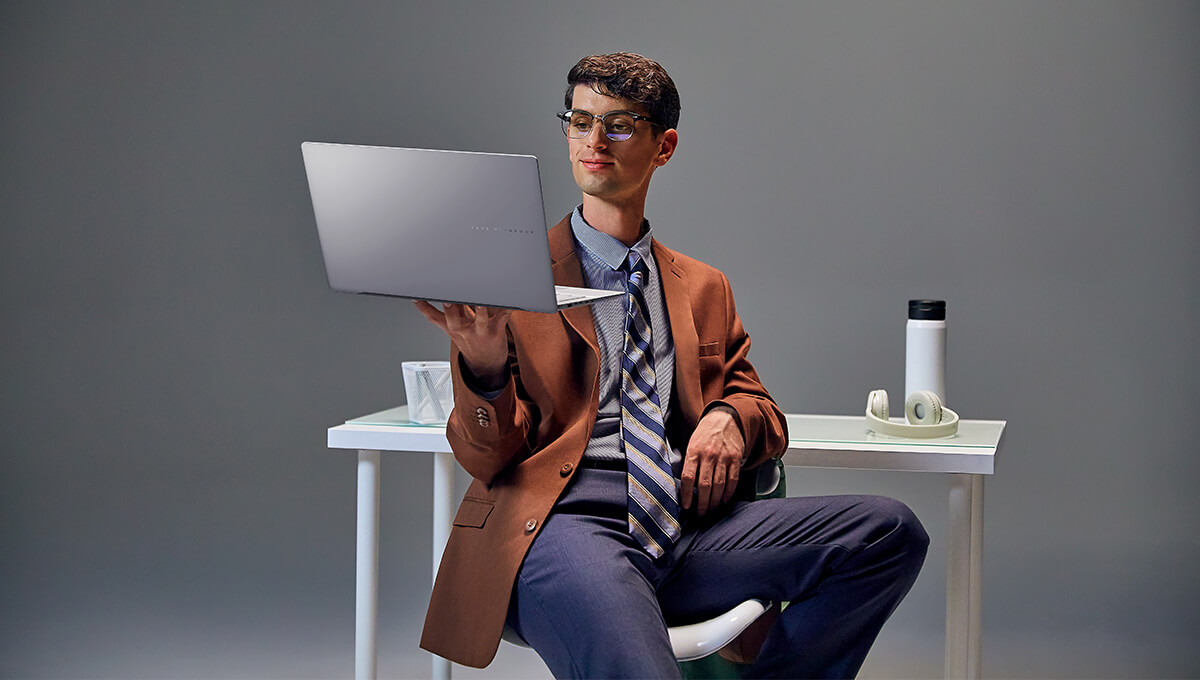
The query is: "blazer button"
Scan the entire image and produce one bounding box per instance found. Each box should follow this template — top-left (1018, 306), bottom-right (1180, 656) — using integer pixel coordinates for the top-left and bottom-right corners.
top-left (524, 519), bottom-right (537, 533)
top-left (560, 462), bottom-right (574, 477)
top-left (476, 407), bottom-right (487, 416)
top-left (478, 417), bottom-right (490, 428)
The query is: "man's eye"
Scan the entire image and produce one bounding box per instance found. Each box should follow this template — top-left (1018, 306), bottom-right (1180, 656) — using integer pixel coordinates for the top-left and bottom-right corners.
top-left (608, 122), bottom-right (633, 134)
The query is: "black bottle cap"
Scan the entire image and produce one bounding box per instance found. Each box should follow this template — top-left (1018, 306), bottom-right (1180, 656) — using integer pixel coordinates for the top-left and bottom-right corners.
top-left (908, 299), bottom-right (946, 320)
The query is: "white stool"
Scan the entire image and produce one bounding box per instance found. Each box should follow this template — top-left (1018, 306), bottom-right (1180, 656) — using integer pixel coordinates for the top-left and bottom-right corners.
top-left (501, 599), bottom-right (772, 663)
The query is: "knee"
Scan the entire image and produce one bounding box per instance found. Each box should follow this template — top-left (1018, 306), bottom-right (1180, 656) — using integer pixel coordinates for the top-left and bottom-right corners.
top-left (871, 497), bottom-right (930, 566)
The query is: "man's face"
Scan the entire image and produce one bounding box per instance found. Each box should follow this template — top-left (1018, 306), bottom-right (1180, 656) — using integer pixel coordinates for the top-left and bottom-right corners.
top-left (567, 84), bottom-right (675, 206)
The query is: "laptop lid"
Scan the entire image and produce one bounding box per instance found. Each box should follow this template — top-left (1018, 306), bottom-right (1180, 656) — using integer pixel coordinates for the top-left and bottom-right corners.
top-left (302, 142), bottom-right (563, 313)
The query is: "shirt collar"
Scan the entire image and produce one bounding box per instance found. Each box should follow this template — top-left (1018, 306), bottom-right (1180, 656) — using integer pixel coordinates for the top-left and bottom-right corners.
top-left (570, 205), bottom-right (655, 272)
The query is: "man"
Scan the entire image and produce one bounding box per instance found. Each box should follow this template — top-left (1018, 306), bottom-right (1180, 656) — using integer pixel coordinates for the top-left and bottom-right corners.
top-left (416, 52), bottom-right (928, 678)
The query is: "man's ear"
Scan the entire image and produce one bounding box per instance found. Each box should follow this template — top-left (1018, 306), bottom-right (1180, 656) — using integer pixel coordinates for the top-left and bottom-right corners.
top-left (655, 128), bottom-right (678, 167)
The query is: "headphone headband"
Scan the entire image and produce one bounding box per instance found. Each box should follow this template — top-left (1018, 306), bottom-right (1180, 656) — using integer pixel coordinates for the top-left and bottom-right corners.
top-left (865, 389), bottom-right (959, 439)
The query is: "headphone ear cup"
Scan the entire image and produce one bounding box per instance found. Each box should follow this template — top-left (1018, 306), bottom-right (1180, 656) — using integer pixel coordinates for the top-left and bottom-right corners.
top-left (867, 390), bottom-right (889, 420)
top-left (905, 391), bottom-right (944, 425)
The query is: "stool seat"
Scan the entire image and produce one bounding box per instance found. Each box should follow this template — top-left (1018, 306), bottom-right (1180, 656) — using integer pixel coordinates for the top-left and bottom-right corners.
top-left (501, 598), bottom-right (772, 663)
top-left (669, 599), bottom-right (771, 662)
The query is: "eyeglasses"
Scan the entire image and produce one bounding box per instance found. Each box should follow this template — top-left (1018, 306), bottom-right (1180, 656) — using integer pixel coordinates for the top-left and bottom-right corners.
top-left (557, 109), bottom-right (660, 142)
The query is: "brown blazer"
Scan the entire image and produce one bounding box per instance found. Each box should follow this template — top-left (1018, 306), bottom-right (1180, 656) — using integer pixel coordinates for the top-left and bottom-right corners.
top-left (419, 215), bottom-right (789, 668)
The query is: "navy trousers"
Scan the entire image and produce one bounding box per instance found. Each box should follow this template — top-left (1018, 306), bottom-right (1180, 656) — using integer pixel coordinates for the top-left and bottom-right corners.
top-left (506, 467), bottom-right (929, 679)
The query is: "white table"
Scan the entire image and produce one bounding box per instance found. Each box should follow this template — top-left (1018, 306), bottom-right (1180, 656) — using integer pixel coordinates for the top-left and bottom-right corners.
top-left (329, 408), bottom-right (1004, 680)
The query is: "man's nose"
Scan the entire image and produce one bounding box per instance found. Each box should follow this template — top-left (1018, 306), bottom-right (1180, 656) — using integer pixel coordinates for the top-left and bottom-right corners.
top-left (584, 123), bottom-right (608, 150)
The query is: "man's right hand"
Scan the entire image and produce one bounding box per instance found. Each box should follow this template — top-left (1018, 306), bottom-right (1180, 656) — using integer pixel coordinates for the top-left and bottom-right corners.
top-left (414, 301), bottom-right (513, 389)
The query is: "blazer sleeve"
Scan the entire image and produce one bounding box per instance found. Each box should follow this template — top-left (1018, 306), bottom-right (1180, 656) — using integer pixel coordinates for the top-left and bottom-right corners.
top-left (705, 273), bottom-right (789, 469)
top-left (444, 332), bottom-right (537, 485)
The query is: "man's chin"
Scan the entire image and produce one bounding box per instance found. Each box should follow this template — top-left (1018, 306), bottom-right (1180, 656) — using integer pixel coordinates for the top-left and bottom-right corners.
top-left (575, 178), bottom-right (614, 199)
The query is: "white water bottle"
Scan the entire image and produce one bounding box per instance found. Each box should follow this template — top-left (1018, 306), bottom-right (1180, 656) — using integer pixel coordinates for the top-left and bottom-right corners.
top-left (905, 299), bottom-right (946, 403)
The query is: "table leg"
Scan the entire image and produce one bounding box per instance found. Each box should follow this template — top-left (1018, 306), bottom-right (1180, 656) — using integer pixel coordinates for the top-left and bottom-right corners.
top-left (356, 450), bottom-right (381, 680)
top-left (945, 473), bottom-right (984, 679)
top-left (432, 452), bottom-right (454, 680)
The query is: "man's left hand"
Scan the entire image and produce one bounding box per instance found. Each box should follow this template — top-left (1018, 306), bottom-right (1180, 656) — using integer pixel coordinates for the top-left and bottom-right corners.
top-left (680, 405), bottom-right (744, 516)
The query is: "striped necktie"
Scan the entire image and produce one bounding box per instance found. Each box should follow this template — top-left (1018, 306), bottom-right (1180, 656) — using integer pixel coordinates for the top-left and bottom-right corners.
top-left (620, 250), bottom-right (680, 558)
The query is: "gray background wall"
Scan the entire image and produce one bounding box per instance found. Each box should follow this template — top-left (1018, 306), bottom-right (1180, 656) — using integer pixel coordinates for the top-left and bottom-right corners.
top-left (2, 1), bottom-right (1197, 678)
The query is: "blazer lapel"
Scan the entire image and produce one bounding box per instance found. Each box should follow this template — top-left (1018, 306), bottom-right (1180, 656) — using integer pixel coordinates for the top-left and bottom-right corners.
top-left (547, 218), bottom-right (599, 355)
top-left (655, 240), bottom-right (703, 426)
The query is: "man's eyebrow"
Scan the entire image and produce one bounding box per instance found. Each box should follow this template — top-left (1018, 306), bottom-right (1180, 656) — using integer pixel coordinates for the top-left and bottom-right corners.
top-left (572, 108), bottom-right (641, 115)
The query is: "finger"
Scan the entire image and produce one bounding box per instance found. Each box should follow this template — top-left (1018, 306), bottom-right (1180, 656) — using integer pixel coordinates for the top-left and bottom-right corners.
top-left (710, 460), bottom-right (727, 511)
top-left (470, 306), bottom-right (512, 328)
top-left (413, 300), bottom-right (448, 331)
top-left (489, 308), bottom-right (514, 330)
top-left (695, 455), bottom-right (715, 516)
top-left (443, 303), bottom-right (476, 331)
top-left (414, 299), bottom-right (442, 319)
top-left (722, 460), bottom-right (741, 505)
top-left (475, 306), bottom-right (505, 331)
top-left (679, 452), bottom-right (697, 510)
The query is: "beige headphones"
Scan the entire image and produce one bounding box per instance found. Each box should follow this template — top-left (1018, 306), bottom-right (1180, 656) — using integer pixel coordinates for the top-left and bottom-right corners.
top-left (865, 389), bottom-right (959, 438)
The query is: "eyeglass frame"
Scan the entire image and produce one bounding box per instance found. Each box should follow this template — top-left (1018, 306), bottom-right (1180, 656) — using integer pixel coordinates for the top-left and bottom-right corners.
top-left (556, 108), bottom-right (664, 142)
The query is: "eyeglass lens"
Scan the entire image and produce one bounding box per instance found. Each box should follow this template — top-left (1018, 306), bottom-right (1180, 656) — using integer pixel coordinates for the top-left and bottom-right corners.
top-left (563, 111), bottom-right (638, 141)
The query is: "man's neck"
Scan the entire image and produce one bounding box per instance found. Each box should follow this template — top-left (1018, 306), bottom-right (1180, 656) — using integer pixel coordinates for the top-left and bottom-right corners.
top-left (580, 195), bottom-right (647, 247)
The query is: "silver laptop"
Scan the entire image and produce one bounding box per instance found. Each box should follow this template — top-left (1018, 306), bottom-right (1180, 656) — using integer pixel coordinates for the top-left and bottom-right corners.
top-left (301, 142), bottom-right (622, 313)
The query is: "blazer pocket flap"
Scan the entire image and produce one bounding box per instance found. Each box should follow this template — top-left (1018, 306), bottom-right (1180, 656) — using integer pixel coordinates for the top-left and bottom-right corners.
top-left (698, 341), bottom-right (722, 357)
top-left (452, 497), bottom-right (494, 528)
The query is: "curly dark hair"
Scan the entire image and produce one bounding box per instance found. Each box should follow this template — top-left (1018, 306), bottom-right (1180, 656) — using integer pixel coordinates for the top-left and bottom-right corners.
top-left (565, 52), bottom-right (680, 131)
